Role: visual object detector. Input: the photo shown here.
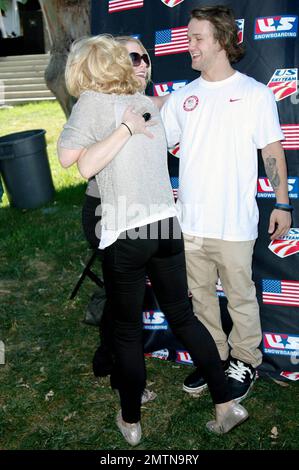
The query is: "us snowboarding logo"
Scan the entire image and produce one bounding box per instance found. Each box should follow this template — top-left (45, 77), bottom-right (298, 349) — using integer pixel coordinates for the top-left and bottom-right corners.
top-left (153, 80), bottom-right (187, 96)
top-left (257, 177), bottom-right (298, 199)
top-left (263, 333), bottom-right (299, 356)
top-left (254, 15), bottom-right (298, 40)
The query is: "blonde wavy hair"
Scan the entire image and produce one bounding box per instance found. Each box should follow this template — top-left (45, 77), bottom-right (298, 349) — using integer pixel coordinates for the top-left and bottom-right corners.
top-left (65, 35), bottom-right (142, 97)
top-left (114, 36), bottom-right (152, 84)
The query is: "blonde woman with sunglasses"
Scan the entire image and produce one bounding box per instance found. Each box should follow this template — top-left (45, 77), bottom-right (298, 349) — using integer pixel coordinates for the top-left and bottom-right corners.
top-left (58, 34), bottom-right (248, 447)
top-left (60, 36), bottom-right (167, 388)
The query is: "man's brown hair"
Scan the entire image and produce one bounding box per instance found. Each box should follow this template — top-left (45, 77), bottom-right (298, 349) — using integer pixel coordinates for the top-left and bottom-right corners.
top-left (191, 5), bottom-right (245, 63)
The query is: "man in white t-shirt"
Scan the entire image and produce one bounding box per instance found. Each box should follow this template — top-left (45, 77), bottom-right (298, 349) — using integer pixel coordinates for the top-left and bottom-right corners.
top-left (161, 5), bottom-right (292, 402)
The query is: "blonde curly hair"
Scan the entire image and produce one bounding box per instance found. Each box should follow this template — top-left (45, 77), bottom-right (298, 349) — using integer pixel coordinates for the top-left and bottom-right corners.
top-left (65, 34), bottom-right (142, 97)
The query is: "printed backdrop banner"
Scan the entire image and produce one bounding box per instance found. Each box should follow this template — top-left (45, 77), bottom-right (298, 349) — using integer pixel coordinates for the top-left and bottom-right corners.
top-left (91, 0), bottom-right (299, 381)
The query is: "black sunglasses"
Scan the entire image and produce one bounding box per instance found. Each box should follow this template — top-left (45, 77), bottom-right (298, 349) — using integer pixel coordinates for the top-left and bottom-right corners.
top-left (129, 52), bottom-right (150, 67)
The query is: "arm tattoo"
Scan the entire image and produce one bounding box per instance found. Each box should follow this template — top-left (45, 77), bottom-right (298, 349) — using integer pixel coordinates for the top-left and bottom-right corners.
top-left (264, 156), bottom-right (280, 190)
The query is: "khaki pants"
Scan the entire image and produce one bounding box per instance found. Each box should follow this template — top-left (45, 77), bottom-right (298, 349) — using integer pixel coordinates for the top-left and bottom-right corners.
top-left (184, 235), bottom-right (262, 367)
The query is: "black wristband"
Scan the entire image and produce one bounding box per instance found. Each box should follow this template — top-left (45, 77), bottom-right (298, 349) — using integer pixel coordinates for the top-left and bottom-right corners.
top-left (121, 122), bottom-right (132, 136)
top-left (274, 203), bottom-right (293, 212)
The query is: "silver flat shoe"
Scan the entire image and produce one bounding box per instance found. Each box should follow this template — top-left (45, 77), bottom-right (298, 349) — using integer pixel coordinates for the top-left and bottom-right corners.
top-left (116, 410), bottom-right (142, 446)
top-left (141, 388), bottom-right (157, 404)
top-left (206, 402), bottom-right (248, 435)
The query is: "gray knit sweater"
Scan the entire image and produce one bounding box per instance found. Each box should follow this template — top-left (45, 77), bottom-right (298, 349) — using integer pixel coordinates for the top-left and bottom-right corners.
top-left (59, 90), bottom-right (176, 244)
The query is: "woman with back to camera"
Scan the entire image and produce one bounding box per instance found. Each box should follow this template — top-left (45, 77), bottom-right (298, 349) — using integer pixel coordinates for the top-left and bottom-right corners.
top-left (83, 36), bottom-right (168, 382)
top-left (57, 34), bottom-right (248, 446)
top-left (59, 36), bottom-right (165, 402)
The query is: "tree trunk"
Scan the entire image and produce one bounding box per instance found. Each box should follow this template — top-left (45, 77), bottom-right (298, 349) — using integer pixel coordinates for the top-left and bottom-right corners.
top-left (39, 0), bottom-right (90, 117)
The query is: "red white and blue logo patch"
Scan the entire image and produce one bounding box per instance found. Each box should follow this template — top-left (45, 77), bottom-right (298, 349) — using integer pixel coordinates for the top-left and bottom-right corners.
top-left (236, 19), bottom-right (245, 44)
top-left (176, 351), bottom-right (193, 365)
top-left (183, 95), bottom-right (199, 111)
top-left (267, 68), bottom-right (298, 101)
top-left (161, 0), bottom-right (185, 7)
top-left (263, 333), bottom-right (299, 356)
top-left (268, 229), bottom-right (299, 258)
top-left (153, 80), bottom-right (188, 96)
top-left (143, 310), bottom-right (168, 330)
top-left (280, 371), bottom-right (299, 381)
top-left (216, 279), bottom-right (226, 298)
top-left (145, 349), bottom-right (169, 361)
top-left (168, 143), bottom-right (180, 158)
top-left (254, 15), bottom-right (298, 40)
top-left (257, 177), bottom-right (298, 199)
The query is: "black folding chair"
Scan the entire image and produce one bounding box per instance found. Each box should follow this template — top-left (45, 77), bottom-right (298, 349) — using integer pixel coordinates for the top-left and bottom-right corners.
top-left (70, 250), bottom-right (104, 299)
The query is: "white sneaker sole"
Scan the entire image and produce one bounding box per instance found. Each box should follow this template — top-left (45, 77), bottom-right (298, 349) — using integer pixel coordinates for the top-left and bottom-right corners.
top-left (183, 383), bottom-right (208, 395)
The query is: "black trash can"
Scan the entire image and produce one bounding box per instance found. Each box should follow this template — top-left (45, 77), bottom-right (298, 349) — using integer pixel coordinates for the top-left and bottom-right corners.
top-left (0, 129), bottom-right (55, 209)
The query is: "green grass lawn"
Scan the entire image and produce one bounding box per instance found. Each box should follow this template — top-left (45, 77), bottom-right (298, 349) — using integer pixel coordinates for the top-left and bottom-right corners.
top-left (0, 101), bottom-right (298, 451)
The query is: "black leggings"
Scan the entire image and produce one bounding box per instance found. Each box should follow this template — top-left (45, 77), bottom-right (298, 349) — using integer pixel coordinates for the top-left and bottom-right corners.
top-left (81, 194), bottom-right (101, 250)
top-left (82, 194), bottom-right (115, 357)
top-left (103, 218), bottom-right (231, 423)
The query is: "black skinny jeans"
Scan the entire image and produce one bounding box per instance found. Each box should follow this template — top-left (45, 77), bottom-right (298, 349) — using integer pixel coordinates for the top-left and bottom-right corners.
top-left (82, 194), bottom-right (102, 250)
top-left (102, 217), bottom-right (231, 423)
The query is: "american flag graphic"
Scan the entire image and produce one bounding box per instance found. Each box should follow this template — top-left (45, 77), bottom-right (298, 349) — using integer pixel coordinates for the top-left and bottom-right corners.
top-left (170, 176), bottom-right (179, 199)
top-left (108, 0), bottom-right (143, 13)
top-left (155, 26), bottom-right (188, 56)
top-left (281, 124), bottom-right (299, 150)
top-left (262, 279), bottom-right (299, 307)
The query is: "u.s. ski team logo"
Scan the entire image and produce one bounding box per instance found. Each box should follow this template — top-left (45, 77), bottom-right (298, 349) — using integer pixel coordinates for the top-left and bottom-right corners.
top-left (267, 68), bottom-right (298, 101)
top-left (254, 15), bottom-right (298, 40)
top-left (153, 80), bottom-right (188, 96)
top-left (161, 0), bottom-right (185, 7)
top-left (268, 228), bottom-right (299, 258)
